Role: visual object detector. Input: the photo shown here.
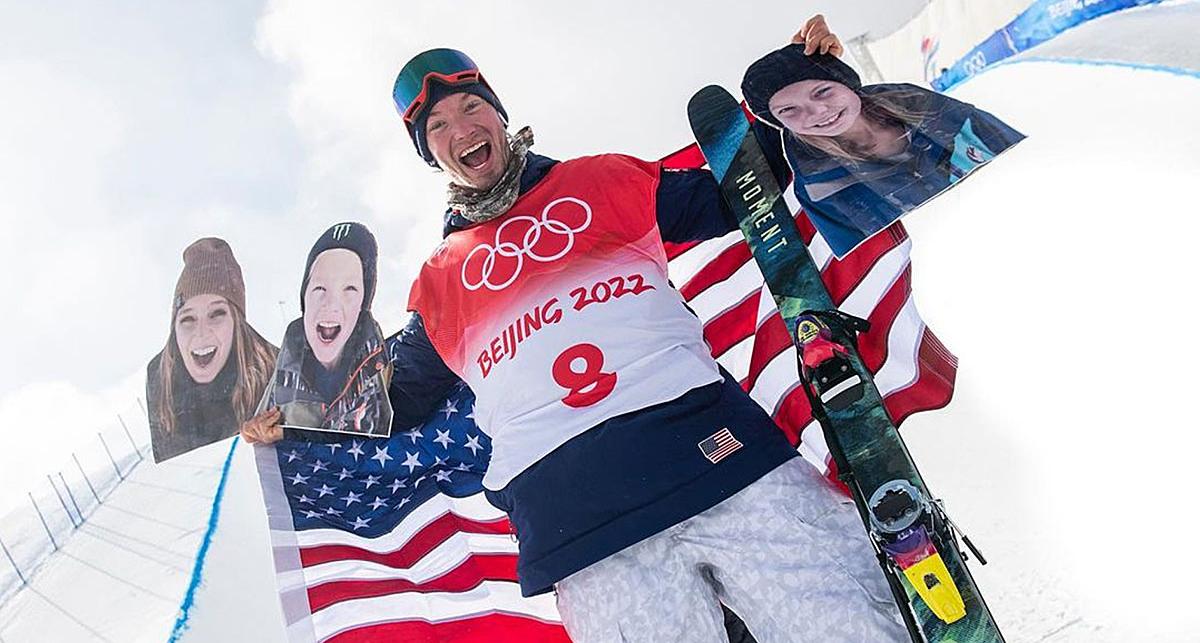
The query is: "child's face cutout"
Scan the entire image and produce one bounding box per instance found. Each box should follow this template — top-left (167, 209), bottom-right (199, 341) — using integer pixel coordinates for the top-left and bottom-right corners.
top-left (769, 79), bottom-right (862, 137)
top-left (303, 248), bottom-right (365, 369)
top-left (175, 294), bottom-right (235, 384)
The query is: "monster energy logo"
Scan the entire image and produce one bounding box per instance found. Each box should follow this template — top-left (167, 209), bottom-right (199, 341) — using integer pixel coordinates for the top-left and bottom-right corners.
top-left (331, 223), bottom-right (353, 240)
top-left (735, 170), bottom-right (787, 253)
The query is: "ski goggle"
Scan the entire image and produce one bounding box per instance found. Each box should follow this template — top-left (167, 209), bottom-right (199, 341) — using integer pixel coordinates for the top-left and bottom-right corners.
top-left (393, 48), bottom-right (486, 125)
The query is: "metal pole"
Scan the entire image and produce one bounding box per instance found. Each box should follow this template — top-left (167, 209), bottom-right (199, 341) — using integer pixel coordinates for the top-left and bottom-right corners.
top-left (28, 493), bottom-right (58, 551)
top-left (57, 472), bottom-right (85, 524)
top-left (98, 432), bottom-right (124, 481)
top-left (0, 535), bottom-right (25, 586)
top-left (117, 413), bottom-right (143, 462)
top-left (72, 453), bottom-right (101, 504)
top-left (136, 396), bottom-right (148, 419)
top-left (47, 475), bottom-right (78, 528)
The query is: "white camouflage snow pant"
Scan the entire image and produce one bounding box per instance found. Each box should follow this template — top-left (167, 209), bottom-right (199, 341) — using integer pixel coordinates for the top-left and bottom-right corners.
top-left (554, 457), bottom-right (908, 643)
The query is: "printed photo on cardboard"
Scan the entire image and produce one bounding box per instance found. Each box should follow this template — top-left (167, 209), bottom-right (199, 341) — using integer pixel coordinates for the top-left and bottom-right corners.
top-left (262, 222), bottom-right (393, 439)
top-left (742, 46), bottom-right (1025, 258)
top-left (146, 238), bottom-right (278, 463)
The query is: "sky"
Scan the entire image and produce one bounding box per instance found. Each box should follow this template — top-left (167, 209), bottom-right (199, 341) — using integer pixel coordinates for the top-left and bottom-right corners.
top-left (0, 0), bottom-right (928, 500)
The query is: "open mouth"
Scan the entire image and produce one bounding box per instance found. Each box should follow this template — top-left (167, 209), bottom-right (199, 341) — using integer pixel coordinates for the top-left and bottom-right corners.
top-left (191, 345), bottom-right (217, 368)
top-left (812, 108), bottom-right (845, 130)
top-left (459, 140), bottom-right (493, 170)
top-left (316, 322), bottom-right (342, 344)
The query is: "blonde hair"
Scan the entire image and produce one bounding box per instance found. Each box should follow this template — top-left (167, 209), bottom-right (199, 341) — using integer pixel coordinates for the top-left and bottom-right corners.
top-left (155, 302), bottom-right (278, 435)
top-left (789, 87), bottom-right (930, 164)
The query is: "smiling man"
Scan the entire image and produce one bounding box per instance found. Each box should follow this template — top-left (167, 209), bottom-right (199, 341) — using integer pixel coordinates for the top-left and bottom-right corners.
top-left (243, 15), bottom-right (907, 643)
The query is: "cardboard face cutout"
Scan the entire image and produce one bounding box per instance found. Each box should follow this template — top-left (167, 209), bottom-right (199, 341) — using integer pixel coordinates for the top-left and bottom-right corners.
top-left (266, 223), bottom-right (393, 440)
top-left (147, 238), bottom-right (278, 463)
top-left (746, 51), bottom-right (1024, 258)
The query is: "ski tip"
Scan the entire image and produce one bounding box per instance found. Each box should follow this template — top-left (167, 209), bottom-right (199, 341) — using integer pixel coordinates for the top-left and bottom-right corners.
top-left (687, 85), bottom-right (739, 113)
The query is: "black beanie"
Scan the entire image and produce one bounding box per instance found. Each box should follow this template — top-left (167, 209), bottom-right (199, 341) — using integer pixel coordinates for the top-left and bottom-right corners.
top-left (409, 80), bottom-right (508, 168)
top-left (301, 222), bottom-right (378, 313)
top-left (741, 45), bottom-right (862, 130)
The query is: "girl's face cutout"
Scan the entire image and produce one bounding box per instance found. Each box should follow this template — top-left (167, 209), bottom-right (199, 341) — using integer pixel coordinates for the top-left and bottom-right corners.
top-left (175, 294), bottom-right (235, 384)
top-left (769, 80), bottom-right (862, 138)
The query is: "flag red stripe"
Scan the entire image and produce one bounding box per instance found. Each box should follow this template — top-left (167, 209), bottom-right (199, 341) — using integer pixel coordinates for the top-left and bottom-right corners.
top-left (772, 385), bottom-right (813, 447)
top-left (307, 554), bottom-right (520, 613)
top-left (820, 226), bottom-right (909, 304)
top-left (855, 266), bottom-right (912, 372)
top-left (664, 240), bottom-right (700, 261)
top-left (883, 329), bottom-right (957, 426)
top-left (326, 612), bottom-right (573, 643)
top-left (743, 312), bottom-right (790, 392)
top-left (701, 293), bottom-right (758, 358)
top-left (300, 514), bottom-right (511, 568)
top-left (679, 242), bottom-right (752, 301)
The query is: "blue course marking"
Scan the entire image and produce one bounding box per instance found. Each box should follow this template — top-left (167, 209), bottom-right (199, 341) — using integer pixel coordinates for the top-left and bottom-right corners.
top-left (167, 437), bottom-right (240, 643)
top-left (948, 55), bottom-right (1200, 91)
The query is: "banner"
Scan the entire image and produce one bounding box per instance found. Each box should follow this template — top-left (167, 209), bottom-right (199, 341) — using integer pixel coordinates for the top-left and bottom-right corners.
top-left (933, 0), bottom-right (1166, 89)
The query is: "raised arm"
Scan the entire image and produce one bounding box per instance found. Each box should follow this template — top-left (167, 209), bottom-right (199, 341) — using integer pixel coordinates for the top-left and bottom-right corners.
top-left (657, 15), bottom-right (842, 243)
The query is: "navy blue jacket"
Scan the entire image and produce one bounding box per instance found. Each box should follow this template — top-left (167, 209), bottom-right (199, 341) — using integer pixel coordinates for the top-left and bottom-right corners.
top-left (388, 151), bottom-right (798, 596)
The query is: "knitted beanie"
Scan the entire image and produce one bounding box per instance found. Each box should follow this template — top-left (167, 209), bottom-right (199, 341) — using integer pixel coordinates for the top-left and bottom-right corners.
top-left (741, 45), bottom-right (862, 129)
top-left (300, 222), bottom-right (378, 312)
top-left (174, 237), bottom-right (246, 314)
top-left (409, 80), bottom-right (508, 168)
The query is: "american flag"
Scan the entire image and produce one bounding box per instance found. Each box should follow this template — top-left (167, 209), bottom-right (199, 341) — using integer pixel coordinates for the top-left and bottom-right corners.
top-left (698, 428), bottom-right (744, 464)
top-left (253, 143), bottom-right (956, 642)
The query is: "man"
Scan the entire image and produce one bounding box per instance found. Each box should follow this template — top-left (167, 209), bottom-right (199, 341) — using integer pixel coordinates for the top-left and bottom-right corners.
top-left (246, 15), bottom-right (904, 643)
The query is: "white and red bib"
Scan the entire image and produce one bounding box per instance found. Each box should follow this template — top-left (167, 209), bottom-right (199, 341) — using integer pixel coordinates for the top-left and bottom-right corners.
top-left (409, 154), bottom-right (721, 489)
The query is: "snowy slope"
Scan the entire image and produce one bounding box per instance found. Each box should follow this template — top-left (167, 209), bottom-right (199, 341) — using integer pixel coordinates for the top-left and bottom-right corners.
top-left (0, 439), bottom-right (235, 642)
top-left (896, 57), bottom-right (1200, 642)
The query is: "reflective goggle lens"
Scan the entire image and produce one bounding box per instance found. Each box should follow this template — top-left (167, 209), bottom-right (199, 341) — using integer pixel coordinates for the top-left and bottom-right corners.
top-left (393, 48), bottom-right (481, 123)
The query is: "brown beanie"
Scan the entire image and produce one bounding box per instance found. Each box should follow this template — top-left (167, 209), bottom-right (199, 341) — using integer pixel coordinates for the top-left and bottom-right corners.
top-left (173, 237), bottom-right (246, 314)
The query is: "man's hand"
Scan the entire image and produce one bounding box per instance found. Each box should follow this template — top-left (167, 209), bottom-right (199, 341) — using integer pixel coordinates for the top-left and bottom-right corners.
top-left (241, 407), bottom-right (284, 445)
top-left (793, 14), bottom-right (844, 57)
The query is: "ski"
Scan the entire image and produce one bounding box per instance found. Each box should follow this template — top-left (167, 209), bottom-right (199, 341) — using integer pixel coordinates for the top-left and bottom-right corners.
top-left (687, 84), bottom-right (1004, 643)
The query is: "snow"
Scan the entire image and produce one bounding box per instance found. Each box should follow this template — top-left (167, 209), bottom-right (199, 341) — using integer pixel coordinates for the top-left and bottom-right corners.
top-left (898, 57), bottom-right (1200, 642)
top-left (3, 4), bottom-right (1199, 642)
top-left (0, 439), bottom-right (236, 642)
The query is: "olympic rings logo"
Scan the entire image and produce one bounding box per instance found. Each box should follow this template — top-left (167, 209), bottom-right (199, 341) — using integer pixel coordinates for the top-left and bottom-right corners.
top-left (461, 197), bottom-right (593, 291)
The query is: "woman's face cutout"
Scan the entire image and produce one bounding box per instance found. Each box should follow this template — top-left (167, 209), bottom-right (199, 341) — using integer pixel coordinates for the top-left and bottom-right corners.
top-left (175, 294), bottom-right (235, 384)
top-left (769, 79), bottom-right (862, 137)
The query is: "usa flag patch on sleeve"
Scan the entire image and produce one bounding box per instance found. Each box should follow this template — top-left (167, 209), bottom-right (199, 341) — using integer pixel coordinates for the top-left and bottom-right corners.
top-left (698, 428), bottom-right (743, 464)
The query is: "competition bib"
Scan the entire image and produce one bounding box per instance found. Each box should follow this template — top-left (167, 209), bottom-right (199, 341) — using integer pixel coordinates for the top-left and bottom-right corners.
top-left (409, 155), bottom-right (721, 489)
